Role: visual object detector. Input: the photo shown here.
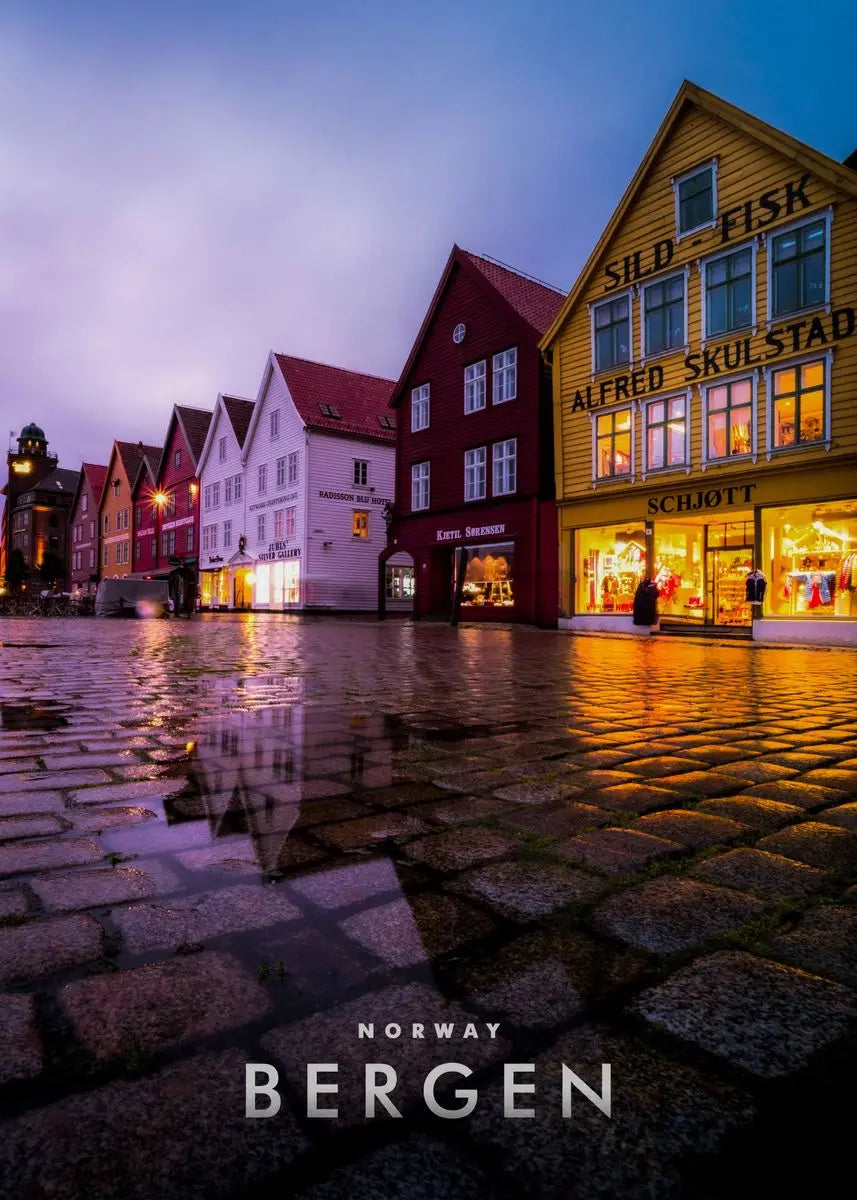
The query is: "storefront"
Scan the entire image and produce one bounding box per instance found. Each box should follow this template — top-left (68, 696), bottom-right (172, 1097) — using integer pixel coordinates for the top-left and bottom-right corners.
top-left (387, 497), bottom-right (557, 625)
top-left (249, 544), bottom-right (301, 611)
top-left (199, 547), bottom-right (255, 610)
top-left (563, 463), bottom-right (857, 644)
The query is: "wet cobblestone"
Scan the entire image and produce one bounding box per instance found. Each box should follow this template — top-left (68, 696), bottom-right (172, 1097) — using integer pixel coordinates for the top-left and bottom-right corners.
top-left (1, 616), bottom-right (856, 1198)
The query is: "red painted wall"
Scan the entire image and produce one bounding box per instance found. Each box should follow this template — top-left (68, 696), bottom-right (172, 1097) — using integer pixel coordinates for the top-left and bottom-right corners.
top-left (132, 469), bottom-right (160, 575)
top-left (155, 422), bottom-right (200, 569)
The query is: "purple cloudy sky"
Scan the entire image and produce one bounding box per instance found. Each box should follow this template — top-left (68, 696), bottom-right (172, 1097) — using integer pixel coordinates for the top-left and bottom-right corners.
top-left (1, 0), bottom-right (855, 474)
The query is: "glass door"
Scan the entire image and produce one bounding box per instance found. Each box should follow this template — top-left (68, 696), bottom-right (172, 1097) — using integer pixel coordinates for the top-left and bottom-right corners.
top-left (706, 546), bottom-right (753, 626)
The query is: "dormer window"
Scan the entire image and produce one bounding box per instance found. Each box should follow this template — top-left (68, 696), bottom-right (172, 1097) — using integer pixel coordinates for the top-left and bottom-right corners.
top-left (319, 403), bottom-right (341, 419)
top-left (674, 161), bottom-right (717, 237)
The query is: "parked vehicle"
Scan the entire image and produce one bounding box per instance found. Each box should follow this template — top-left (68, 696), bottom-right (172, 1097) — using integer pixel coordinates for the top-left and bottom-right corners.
top-left (95, 579), bottom-right (170, 618)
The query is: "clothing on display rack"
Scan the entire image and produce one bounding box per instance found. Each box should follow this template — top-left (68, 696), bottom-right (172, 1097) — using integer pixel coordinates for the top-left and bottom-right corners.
top-left (744, 568), bottom-right (767, 605)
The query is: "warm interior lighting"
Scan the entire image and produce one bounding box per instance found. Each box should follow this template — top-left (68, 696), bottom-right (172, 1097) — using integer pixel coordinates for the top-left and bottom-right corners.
top-left (189, 482), bottom-right (198, 495)
top-left (246, 572), bottom-right (256, 585)
top-left (11, 461), bottom-right (32, 474)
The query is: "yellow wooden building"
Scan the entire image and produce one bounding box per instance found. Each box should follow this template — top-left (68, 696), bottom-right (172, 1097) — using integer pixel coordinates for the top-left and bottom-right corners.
top-left (541, 82), bottom-right (857, 645)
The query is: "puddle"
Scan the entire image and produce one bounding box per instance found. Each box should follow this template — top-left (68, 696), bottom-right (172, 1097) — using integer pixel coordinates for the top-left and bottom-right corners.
top-left (0, 701), bottom-right (69, 731)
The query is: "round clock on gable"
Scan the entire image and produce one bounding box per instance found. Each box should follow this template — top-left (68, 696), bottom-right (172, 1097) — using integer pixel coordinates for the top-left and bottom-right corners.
top-left (452, 323), bottom-right (466, 344)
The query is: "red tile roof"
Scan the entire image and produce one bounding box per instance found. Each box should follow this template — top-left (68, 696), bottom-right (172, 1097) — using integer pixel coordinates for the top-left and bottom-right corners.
top-left (116, 441), bottom-right (163, 485)
top-left (82, 463), bottom-right (108, 508)
top-left (274, 354), bottom-right (396, 441)
top-left (222, 396), bottom-right (255, 449)
top-left (175, 405), bottom-right (213, 464)
top-left (461, 251), bottom-right (566, 335)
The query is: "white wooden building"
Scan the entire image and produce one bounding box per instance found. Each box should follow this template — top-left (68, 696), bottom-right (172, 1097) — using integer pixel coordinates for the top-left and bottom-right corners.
top-left (196, 393), bottom-right (255, 609)
top-left (200, 352), bottom-right (411, 612)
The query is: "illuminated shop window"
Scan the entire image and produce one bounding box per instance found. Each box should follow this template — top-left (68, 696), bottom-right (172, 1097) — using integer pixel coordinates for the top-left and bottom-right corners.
top-left (575, 525), bottom-right (646, 615)
top-left (770, 218), bottom-right (828, 318)
top-left (593, 296), bottom-right (630, 372)
top-left (254, 564), bottom-right (270, 605)
top-left (763, 500), bottom-right (857, 619)
top-left (704, 377), bottom-right (754, 462)
top-left (385, 565), bottom-right (414, 600)
top-left (457, 542), bottom-right (514, 609)
top-left (769, 359), bottom-right (827, 450)
top-left (595, 408), bottom-right (633, 479)
top-left (654, 523), bottom-right (704, 620)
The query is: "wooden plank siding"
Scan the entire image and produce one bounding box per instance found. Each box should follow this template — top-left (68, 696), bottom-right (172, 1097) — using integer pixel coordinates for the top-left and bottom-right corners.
top-left (552, 102), bottom-right (857, 503)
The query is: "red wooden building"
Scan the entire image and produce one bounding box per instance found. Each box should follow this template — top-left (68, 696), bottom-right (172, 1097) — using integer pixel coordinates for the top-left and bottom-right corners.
top-left (130, 447), bottom-right (161, 577)
top-left (68, 463), bottom-right (107, 594)
top-left (383, 246), bottom-right (565, 625)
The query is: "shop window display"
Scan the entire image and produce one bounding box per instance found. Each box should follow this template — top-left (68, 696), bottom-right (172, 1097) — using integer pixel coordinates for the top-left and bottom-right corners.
top-left (576, 525), bottom-right (646, 614)
top-left (458, 542), bottom-right (515, 609)
top-left (653, 524), bottom-right (704, 618)
top-left (763, 500), bottom-right (857, 618)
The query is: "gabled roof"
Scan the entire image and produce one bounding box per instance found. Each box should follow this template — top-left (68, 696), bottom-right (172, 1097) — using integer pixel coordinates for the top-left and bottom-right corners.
top-left (31, 467), bottom-right (79, 496)
top-left (131, 446), bottom-right (160, 499)
top-left (272, 354), bottom-right (396, 441)
top-left (390, 244), bottom-right (565, 407)
top-left (156, 405), bottom-right (213, 480)
top-left (114, 441), bottom-right (162, 489)
top-left (69, 463), bottom-right (107, 519)
top-left (541, 79), bottom-right (857, 349)
top-left (222, 395), bottom-right (255, 448)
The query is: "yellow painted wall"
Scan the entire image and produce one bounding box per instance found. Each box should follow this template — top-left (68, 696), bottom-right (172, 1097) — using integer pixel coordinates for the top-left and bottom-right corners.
top-left (551, 102), bottom-right (857, 508)
top-left (99, 446), bottom-right (133, 575)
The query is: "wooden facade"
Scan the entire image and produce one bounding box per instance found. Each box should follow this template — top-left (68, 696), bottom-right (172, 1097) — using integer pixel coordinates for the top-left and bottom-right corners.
top-left (542, 83), bottom-right (857, 644)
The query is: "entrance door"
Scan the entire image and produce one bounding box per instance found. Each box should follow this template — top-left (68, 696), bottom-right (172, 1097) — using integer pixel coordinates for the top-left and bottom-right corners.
top-left (706, 547), bottom-right (753, 626)
top-left (233, 569), bottom-right (250, 610)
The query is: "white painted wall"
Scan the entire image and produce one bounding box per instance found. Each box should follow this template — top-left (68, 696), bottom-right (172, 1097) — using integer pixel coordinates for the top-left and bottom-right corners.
top-left (198, 400), bottom-right (247, 574)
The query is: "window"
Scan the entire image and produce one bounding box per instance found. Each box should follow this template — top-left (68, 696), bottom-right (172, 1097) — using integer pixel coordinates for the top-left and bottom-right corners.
top-left (411, 462), bottom-right (430, 511)
top-left (319, 403), bottom-right (341, 419)
top-left (285, 507), bottom-right (296, 537)
top-left (223, 519), bottom-right (232, 548)
top-left (112, 480), bottom-right (120, 497)
top-left (211, 481), bottom-right (220, 508)
top-left (353, 510), bottom-right (369, 538)
top-left (378, 413), bottom-right (395, 430)
top-left (595, 408), bottom-right (633, 479)
top-left (135, 538), bottom-right (142, 561)
top-left (188, 484), bottom-right (196, 508)
top-left (165, 493), bottom-right (176, 517)
top-left (204, 484), bottom-right (212, 509)
top-left (257, 513), bottom-right (266, 541)
top-left (643, 274), bottom-right (685, 357)
top-left (770, 217), bottom-right (828, 318)
top-left (353, 460), bottom-right (368, 487)
top-left (104, 514), bottom-right (110, 533)
top-left (576, 525), bottom-right (647, 614)
top-left (161, 529), bottom-right (176, 557)
top-left (769, 359), bottom-right (828, 451)
top-left (762, 500), bottom-right (857, 619)
top-left (464, 447), bottom-right (487, 501)
top-left (411, 384), bottom-right (430, 431)
top-left (644, 394), bottom-right (689, 473)
top-left (89, 520), bottom-right (95, 539)
top-left (493, 439), bottom-right (517, 495)
top-left (270, 409), bottom-right (280, 439)
top-left (89, 548), bottom-right (96, 569)
top-left (274, 509), bottom-right (284, 539)
top-left (224, 476), bottom-right (233, 504)
top-left (174, 450), bottom-right (182, 469)
top-left (457, 542), bottom-right (515, 609)
top-left (218, 436), bottom-right (227, 462)
top-left (186, 525), bottom-right (194, 553)
top-left (593, 296), bottom-right (631, 372)
top-left (258, 464), bottom-right (267, 494)
top-left (704, 377), bottom-right (754, 461)
top-left (233, 473), bottom-right (242, 501)
top-left (150, 536), bottom-right (156, 559)
top-left (135, 504), bottom-right (142, 525)
top-left (203, 525), bottom-right (217, 552)
top-left (276, 456), bottom-right (286, 487)
top-left (385, 565), bottom-right (414, 600)
top-left (464, 361), bottom-right (486, 413)
top-left (675, 162), bottom-right (716, 235)
top-left (493, 348), bottom-right (517, 403)
top-left (287, 452), bottom-right (299, 485)
top-left (81, 494), bottom-right (88, 514)
top-left (704, 246), bottom-right (754, 338)
top-left (103, 545), bottom-right (109, 566)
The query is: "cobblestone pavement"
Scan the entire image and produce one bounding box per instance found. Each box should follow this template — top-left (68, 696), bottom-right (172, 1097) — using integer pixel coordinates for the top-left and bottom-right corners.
top-left (1, 615), bottom-right (857, 1199)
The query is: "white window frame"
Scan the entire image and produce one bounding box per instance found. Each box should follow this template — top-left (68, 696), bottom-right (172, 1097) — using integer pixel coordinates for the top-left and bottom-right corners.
top-left (411, 461), bottom-right (430, 511)
top-left (411, 383), bottom-right (430, 431)
top-left (590, 404), bottom-right (635, 484)
top-left (276, 456), bottom-right (286, 488)
top-left (211, 481), bottom-right (220, 508)
top-left (493, 438), bottom-right (517, 495)
top-left (464, 361), bottom-right (486, 414)
top-left (285, 506), bottom-right (296, 538)
top-left (765, 208), bottom-right (833, 325)
top-left (258, 464), bottom-right (267, 495)
top-left (700, 240), bottom-right (757, 343)
top-left (464, 446), bottom-right (487, 502)
top-left (640, 268), bottom-right (690, 362)
top-left (218, 436), bottom-right (227, 462)
top-left (287, 452), bottom-right (299, 485)
top-left (353, 459), bottom-right (369, 487)
top-left (673, 158), bottom-right (718, 241)
top-left (590, 289), bottom-right (633, 376)
top-left (270, 409), bottom-right (280, 439)
top-left (273, 509), bottom-right (285, 539)
top-left (234, 473), bottom-right (242, 501)
top-left (640, 390), bottom-right (692, 479)
top-left (492, 348), bottom-right (517, 404)
top-left (701, 371), bottom-right (758, 468)
top-left (764, 350), bottom-right (833, 460)
top-left (224, 476), bottom-right (233, 504)
top-left (223, 519), bottom-right (232, 548)
top-left (257, 513), bottom-right (266, 541)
